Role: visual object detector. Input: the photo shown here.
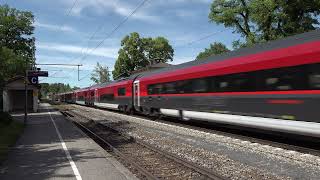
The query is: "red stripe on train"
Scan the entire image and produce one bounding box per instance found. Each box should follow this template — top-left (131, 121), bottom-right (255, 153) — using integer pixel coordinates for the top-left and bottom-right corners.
top-left (142, 90), bottom-right (320, 97)
top-left (267, 99), bottom-right (304, 104)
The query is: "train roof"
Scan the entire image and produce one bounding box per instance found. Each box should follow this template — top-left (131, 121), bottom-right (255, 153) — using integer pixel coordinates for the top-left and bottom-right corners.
top-left (132, 29), bottom-right (320, 79)
top-left (77, 77), bottom-right (132, 91)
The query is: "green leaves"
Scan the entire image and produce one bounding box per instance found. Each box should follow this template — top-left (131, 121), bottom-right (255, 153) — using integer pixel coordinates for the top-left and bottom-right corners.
top-left (0, 47), bottom-right (25, 86)
top-left (196, 42), bottom-right (230, 60)
top-left (40, 83), bottom-right (76, 98)
top-left (113, 32), bottom-right (174, 79)
top-left (209, 0), bottom-right (320, 47)
top-left (0, 5), bottom-right (35, 87)
top-left (90, 62), bottom-right (111, 84)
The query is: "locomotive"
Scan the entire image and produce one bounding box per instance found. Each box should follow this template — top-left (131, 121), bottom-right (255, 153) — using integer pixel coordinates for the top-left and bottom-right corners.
top-left (57, 29), bottom-right (320, 138)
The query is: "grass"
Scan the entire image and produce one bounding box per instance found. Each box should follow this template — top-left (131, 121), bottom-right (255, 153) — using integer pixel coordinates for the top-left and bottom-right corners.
top-left (0, 112), bottom-right (24, 163)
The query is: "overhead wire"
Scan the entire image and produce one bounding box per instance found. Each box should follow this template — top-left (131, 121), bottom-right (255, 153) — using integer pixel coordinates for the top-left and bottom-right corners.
top-left (175, 29), bottom-right (228, 48)
top-left (61, 0), bottom-right (122, 77)
top-left (76, 0), bottom-right (150, 81)
top-left (38, 0), bottom-right (79, 81)
top-left (59, 0), bottom-right (78, 32)
top-left (77, 0), bottom-right (149, 65)
top-left (61, 0), bottom-right (149, 81)
top-left (79, 72), bottom-right (92, 81)
top-left (69, 0), bottom-right (122, 64)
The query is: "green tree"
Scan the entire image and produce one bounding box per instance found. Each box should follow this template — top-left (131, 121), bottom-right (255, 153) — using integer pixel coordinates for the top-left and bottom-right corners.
top-left (209, 0), bottom-right (256, 45)
top-left (113, 32), bottom-right (174, 79)
top-left (143, 37), bottom-right (174, 65)
top-left (196, 42), bottom-right (230, 60)
top-left (0, 47), bottom-right (25, 86)
top-left (209, 0), bottom-right (320, 48)
top-left (0, 5), bottom-right (35, 86)
top-left (40, 83), bottom-right (75, 98)
top-left (0, 5), bottom-right (35, 64)
top-left (90, 62), bottom-right (111, 84)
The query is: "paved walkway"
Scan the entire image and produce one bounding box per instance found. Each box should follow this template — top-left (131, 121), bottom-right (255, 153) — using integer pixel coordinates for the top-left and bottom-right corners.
top-left (0, 103), bottom-right (138, 180)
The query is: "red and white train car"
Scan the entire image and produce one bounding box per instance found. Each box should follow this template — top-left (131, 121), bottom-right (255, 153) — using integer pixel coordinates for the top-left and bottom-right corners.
top-left (57, 29), bottom-right (320, 138)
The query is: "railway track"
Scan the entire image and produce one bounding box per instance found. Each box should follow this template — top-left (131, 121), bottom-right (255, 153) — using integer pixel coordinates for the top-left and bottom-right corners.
top-left (56, 104), bottom-right (320, 179)
top-left (61, 110), bottom-right (226, 180)
top-left (153, 117), bottom-right (320, 157)
top-left (75, 104), bottom-right (320, 157)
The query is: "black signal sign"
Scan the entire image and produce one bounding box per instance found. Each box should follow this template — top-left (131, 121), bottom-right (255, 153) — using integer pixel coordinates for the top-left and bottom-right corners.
top-left (28, 71), bottom-right (48, 77)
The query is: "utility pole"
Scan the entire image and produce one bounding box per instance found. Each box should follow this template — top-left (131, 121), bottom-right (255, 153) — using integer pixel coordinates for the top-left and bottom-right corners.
top-left (24, 61), bottom-right (28, 124)
top-left (78, 64), bottom-right (80, 81)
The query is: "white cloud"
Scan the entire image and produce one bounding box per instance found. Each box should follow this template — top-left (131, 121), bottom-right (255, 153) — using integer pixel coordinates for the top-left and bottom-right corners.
top-left (36, 42), bottom-right (119, 58)
top-left (34, 21), bottom-right (75, 32)
top-left (62, 0), bottom-right (159, 22)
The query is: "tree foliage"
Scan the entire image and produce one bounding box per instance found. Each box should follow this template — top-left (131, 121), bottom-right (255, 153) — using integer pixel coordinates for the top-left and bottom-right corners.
top-left (209, 0), bottom-right (320, 48)
top-left (196, 42), bottom-right (230, 60)
top-left (0, 47), bottom-right (25, 87)
top-left (90, 62), bottom-right (111, 84)
top-left (113, 32), bottom-right (174, 79)
top-left (40, 83), bottom-right (78, 99)
top-left (0, 5), bottom-right (35, 86)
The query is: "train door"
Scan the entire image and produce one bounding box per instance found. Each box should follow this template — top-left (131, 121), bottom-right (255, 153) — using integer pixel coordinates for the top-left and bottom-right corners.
top-left (94, 89), bottom-right (98, 103)
top-left (133, 80), bottom-right (140, 109)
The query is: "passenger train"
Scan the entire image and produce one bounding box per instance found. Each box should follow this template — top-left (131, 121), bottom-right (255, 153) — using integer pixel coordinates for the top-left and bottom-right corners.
top-left (56, 30), bottom-right (320, 138)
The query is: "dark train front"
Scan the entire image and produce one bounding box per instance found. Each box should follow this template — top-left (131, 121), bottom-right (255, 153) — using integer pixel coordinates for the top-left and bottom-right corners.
top-left (57, 29), bottom-right (320, 138)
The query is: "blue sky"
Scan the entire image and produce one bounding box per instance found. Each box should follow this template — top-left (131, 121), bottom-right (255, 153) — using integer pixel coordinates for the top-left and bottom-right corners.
top-left (3, 0), bottom-right (240, 88)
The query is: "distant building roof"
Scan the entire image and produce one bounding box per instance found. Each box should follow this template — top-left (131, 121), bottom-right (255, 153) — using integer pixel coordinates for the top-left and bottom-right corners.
top-left (4, 76), bottom-right (25, 85)
top-left (4, 76), bottom-right (39, 89)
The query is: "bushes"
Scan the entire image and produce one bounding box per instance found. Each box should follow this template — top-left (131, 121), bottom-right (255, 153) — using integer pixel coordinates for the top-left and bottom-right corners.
top-left (0, 111), bottom-right (13, 126)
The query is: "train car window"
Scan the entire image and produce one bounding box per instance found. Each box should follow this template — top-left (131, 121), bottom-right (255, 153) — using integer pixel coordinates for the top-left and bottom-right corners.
top-left (118, 88), bottom-right (126, 96)
top-left (308, 63), bottom-right (320, 89)
top-left (192, 79), bottom-right (208, 93)
top-left (261, 66), bottom-right (306, 91)
top-left (175, 81), bottom-right (185, 93)
top-left (78, 96), bottom-right (85, 101)
top-left (147, 84), bottom-right (163, 94)
top-left (148, 85), bottom-right (154, 95)
top-left (148, 84), bottom-right (157, 95)
top-left (216, 76), bottom-right (231, 92)
top-left (177, 80), bottom-right (193, 93)
top-left (100, 94), bottom-right (114, 102)
top-left (309, 74), bottom-right (320, 88)
top-left (207, 77), bottom-right (216, 92)
top-left (91, 91), bottom-right (94, 96)
top-left (146, 63), bottom-right (316, 94)
top-left (164, 82), bottom-right (177, 94)
top-left (153, 84), bottom-right (162, 94)
top-left (232, 73), bottom-right (253, 91)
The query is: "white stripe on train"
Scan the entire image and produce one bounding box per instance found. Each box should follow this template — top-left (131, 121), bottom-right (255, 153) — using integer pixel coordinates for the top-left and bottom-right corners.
top-left (160, 108), bottom-right (320, 138)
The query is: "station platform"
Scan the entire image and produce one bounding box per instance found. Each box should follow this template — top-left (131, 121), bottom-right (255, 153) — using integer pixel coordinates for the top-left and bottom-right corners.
top-left (0, 103), bottom-right (138, 180)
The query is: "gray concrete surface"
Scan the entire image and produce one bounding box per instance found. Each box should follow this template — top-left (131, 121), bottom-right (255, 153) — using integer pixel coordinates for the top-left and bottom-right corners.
top-left (0, 103), bottom-right (138, 180)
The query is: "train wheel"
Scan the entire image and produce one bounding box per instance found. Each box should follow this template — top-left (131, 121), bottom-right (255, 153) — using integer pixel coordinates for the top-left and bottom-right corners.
top-left (124, 106), bottom-right (132, 115)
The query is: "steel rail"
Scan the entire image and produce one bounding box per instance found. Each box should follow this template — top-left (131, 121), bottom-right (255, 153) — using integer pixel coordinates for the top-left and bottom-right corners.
top-left (62, 110), bottom-right (226, 180)
top-left (61, 111), bottom-right (159, 180)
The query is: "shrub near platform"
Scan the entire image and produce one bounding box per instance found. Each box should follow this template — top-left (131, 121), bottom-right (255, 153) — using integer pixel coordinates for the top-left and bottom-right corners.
top-left (0, 112), bottom-right (24, 162)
